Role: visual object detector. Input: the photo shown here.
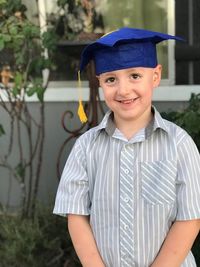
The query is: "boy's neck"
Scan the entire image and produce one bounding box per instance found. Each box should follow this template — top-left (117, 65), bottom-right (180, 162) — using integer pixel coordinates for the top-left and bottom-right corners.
top-left (113, 108), bottom-right (153, 140)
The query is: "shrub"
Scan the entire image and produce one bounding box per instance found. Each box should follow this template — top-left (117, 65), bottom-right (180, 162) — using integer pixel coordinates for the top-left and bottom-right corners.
top-left (161, 93), bottom-right (200, 151)
top-left (0, 206), bottom-right (81, 267)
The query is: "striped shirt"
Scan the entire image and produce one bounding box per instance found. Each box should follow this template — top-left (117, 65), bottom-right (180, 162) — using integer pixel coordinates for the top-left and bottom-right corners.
top-left (53, 107), bottom-right (200, 267)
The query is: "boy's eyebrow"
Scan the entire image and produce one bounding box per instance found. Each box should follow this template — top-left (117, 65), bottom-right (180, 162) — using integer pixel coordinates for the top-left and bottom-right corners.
top-left (99, 72), bottom-right (116, 78)
top-left (100, 68), bottom-right (144, 77)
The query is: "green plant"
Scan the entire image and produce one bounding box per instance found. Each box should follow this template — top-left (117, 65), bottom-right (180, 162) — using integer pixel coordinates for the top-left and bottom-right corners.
top-left (0, 206), bottom-right (81, 267)
top-left (161, 93), bottom-right (200, 151)
top-left (0, 0), bottom-right (58, 218)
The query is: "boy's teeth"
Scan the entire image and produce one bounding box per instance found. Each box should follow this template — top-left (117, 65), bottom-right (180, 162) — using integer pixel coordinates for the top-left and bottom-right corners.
top-left (121, 99), bottom-right (134, 104)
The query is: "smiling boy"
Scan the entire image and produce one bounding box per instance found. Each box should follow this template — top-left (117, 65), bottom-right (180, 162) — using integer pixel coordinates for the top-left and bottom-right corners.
top-left (53, 28), bottom-right (200, 267)
top-left (98, 66), bottom-right (161, 139)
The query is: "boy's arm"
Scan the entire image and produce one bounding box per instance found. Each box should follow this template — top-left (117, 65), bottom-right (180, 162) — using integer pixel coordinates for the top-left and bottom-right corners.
top-left (151, 219), bottom-right (200, 267)
top-left (68, 214), bottom-right (106, 267)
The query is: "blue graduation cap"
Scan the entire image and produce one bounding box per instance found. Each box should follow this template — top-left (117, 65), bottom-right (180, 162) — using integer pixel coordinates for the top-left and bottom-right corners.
top-left (80, 27), bottom-right (183, 75)
top-left (77, 27), bottom-right (183, 123)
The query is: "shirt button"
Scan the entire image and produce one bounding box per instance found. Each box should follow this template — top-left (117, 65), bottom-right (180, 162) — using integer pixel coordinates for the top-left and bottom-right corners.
top-left (124, 254), bottom-right (129, 261)
top-left (124, 169), bottom-right (129, 174)
top-left (124, 224), bottom-right (129, 230)
top-left (124, 196), bottom-right (129, 202)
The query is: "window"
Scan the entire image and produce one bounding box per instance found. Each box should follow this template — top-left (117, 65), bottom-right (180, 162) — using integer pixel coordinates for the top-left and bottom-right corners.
top-left (93, 0), bottom-right (173, 83)
top-left (23, 0), bottom-right (175, 84)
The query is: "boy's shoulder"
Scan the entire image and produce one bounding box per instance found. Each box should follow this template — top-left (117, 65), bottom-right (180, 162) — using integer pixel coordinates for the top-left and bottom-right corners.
top-left (73, 125), bottom-right (105, 158)
top-left (162, 117), bottom-right (183, 131)
top-left (78, 124), bottom-right (102, 142)
top-left (161, 116), bottom-right (193, 145)
top-left (76, 111), bottom-right (111, 146)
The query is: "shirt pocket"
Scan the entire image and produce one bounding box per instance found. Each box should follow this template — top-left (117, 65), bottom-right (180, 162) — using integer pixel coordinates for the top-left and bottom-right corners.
top-left (141, 159), bottom-right (177, 205)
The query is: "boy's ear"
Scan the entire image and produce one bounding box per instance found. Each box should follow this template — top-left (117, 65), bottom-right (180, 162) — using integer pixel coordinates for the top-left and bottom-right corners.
top-left (153, 64), bottom-right (162, 87)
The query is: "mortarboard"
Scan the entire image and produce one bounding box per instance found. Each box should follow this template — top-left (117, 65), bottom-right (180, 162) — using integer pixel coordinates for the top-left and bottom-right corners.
top-left (80, 27), bottom-right (183, 75)
top-left (77, 27), bottom-right (183, 123)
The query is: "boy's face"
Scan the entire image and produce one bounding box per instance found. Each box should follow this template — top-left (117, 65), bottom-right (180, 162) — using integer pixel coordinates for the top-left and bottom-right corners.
top-left (98, 65), bottom-right (162, 127)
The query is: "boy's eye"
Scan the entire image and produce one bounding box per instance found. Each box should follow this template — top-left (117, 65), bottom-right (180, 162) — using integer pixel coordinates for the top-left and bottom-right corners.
top-left (105, 77), bottom-right (115, 83)
top-left (131, 73), bottom-right (141, 79)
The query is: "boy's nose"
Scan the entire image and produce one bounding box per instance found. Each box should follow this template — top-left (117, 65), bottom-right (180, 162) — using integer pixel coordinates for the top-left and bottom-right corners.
top-left (117, 80), bottom-right (131, 96)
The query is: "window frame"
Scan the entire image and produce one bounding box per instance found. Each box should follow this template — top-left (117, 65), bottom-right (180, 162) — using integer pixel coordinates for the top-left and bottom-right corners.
top-left (167, 0), bottom-right (176, 85)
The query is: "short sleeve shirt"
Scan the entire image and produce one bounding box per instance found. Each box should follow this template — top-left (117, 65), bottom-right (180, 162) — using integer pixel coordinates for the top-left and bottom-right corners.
top-left (53, 108), bottom-right (200, 267)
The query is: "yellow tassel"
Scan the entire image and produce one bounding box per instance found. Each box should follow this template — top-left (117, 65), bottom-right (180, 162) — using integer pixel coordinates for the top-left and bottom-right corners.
top-left (78, 100), bottom-right (88, 123)
top-left (77, 70), bottom-right (88, 123)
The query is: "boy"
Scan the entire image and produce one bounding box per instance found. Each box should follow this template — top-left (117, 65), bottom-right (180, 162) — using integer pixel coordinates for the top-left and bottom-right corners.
top-left (53, 28), bottom-right (200, 267)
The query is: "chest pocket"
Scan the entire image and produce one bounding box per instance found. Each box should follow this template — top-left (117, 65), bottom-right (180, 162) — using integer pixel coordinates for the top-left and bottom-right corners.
top-left (141, 159), bottom-right (177, 205)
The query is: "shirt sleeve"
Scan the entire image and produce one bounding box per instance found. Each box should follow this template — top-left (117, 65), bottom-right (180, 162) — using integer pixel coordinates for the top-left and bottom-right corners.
top-left (53, 137), bottom-right (90, 216)
top-left (176, 134), bottom-right (200, 220)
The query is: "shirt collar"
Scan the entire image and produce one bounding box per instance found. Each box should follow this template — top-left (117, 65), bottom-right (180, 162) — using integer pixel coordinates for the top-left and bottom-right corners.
top-left (95, 106), bottom-right (169, 137)
top-left (152, 107), bottom-right (169, 133)
top-left (95, 110), bottom-right (114, 133)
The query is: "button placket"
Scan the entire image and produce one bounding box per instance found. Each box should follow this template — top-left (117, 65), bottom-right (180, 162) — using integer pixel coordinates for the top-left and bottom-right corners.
top-left (119, 145), bottom-right (135, 266)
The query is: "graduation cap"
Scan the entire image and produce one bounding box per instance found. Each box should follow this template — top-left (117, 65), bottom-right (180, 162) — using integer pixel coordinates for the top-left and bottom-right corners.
top-left (77, 27), bottom-right (183, 122)
top-left (80, 27), bottom-right (183, 75)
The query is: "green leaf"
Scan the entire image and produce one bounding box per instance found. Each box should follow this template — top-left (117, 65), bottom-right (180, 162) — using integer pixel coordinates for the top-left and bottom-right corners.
top-left (22, 24), bottom-right (40, 39)
top-left (26, 80), bottom-right (45, 102)
top-left (11, 72), bottom-right (23, 96)
top-left (13, 36), bottom-right (24, 46)
top-left (0, 124), bottom-right (5, 137)
top-left (30, 25), bottom-right (40, 37)
top-left (2, 34), bottom-right (11, 42)
top-left (0, 38), bottom-right (5, 50)
top-left (15, 163), bottom-right (25, 179)
top-left (15, 51), bottom-right (25, 65)
top-left (34, 78), bottom-right (43, 85)
top-left (0, 0), bottom-right (7, 6)
top-left (183, 111), bottom-right (200, 134)
top-left (36, 85), bottom-right (45, 102)
top-left (9, 25), bottom-right (18, 35)
top-left (42, 29), bottom-right (58, 51)
top-left (0, 34), bottom-right (11, 43)
top-left (29, 58), bottom-right (45, 75)
top-left (14, 72), bottom-right (23, 88)
top-left (26, 86), bottom-right (37, 97)
top-left (12, 86), bottom-right (21, 97)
